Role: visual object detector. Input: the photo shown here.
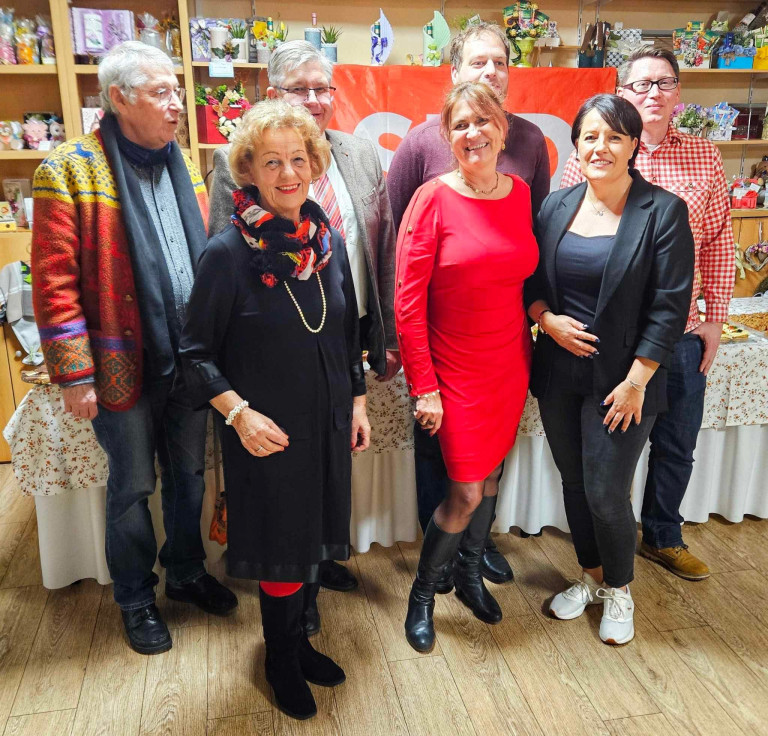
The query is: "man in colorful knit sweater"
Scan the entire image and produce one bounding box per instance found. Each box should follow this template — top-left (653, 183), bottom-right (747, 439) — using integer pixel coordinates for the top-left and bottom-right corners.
top-left (32, 42), bottom-right (237, 655)
top-left (560, 47), bottom-right (734, 581)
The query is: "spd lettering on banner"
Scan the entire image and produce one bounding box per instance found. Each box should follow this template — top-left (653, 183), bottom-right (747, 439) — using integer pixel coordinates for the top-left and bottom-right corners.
top-left (328, 66), bottom-right (617, 190)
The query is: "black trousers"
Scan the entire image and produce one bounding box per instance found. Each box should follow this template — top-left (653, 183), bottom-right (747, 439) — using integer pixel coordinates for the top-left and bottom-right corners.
top-left (537, 351), bottom-right (655, 588)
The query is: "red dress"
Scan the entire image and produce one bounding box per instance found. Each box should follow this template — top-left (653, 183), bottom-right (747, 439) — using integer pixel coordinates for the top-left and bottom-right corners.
top-left (395, 175), bottom-right (539, 482)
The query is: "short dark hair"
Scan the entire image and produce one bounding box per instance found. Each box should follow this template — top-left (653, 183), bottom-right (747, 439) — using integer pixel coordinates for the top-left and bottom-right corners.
top-left (571, 94), bottom-right (643, 168)
top-left (617, 46), bottom-right (680, 86)
top-left (449, 21), bottom-right (510, 70)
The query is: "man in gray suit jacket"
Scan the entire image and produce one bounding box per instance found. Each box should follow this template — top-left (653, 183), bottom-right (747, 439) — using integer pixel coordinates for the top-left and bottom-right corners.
top-left (207, 39), bottom-right (400, 618)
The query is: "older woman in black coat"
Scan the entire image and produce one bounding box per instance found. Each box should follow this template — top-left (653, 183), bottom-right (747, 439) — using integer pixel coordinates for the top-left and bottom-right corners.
top-left (525, 94), bottom-right (693, 646)
top-left (179, 99), bottom-right (370, 721)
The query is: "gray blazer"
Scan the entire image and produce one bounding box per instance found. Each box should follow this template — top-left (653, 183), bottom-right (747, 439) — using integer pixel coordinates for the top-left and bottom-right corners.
top-left (207, 131), bottom-right (397, 375)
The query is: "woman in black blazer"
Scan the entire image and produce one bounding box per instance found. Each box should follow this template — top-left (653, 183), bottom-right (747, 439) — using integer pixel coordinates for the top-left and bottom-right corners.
top-left (525, 94), bottom-right (693, 645)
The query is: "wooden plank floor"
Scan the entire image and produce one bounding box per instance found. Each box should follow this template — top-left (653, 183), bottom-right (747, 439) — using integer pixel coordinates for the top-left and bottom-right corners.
top-left (1, 464), bottom-right (767, 736)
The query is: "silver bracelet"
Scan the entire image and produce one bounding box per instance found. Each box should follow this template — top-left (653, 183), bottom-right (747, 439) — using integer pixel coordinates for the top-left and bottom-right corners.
top-left (416, 389), bottom-right (440, 400)
top-left (225, 400), bottom-right (249, 425)
top-left (627, 379), bottom-right (646, 394)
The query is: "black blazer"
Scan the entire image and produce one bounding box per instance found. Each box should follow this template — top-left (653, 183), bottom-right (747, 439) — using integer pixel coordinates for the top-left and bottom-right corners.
top-left (524, 170), bottom-right (695, 416)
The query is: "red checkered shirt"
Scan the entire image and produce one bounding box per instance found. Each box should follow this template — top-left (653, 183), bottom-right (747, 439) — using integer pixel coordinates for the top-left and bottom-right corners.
top-left (560, 124), bottom-right (734, 332)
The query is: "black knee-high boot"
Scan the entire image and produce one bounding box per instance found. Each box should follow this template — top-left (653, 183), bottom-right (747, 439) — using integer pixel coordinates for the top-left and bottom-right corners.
top-left (259, 587), bottom-right (317, 720)
top-left (405, 518), bottom-right (463, 653)
top-left (454, 495), bottom-right (503, 623)
top-left (298, 582), bottom-right (345, 686)
top-left (301, 580), bottom-right (321, 637)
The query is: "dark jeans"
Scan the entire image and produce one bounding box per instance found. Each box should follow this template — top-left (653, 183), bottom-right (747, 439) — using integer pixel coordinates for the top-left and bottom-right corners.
top-left (641, 332), bottom-right (707, 548)
top-left (413, 423), bottom-right (449, 532)
top-left (91, 380), bottom-right (208, 610)
top-left (538, 353), bottom-right (655, 588)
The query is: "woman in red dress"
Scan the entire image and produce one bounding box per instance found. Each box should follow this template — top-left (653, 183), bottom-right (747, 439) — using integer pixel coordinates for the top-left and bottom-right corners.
top-left (395, 82), bottom-right (539, 652)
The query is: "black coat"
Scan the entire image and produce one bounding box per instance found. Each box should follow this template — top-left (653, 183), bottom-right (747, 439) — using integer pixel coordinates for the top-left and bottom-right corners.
top-left (179, 226), bottom-right (366, 582)
top-left (524, 170), bottom-right (695, 415)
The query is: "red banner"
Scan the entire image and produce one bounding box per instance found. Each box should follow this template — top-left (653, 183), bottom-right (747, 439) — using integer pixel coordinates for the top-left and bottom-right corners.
top-left (328, 66), bottom-right (617, 189)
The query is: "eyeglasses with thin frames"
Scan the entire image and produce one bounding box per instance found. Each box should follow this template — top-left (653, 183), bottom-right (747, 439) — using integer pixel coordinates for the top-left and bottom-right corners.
top-left (620, 77), bottom-right (679, 94)
top-left (145, 86), bottom-right (186, 107)
top-left (276, 86), bottom-right (336, 102)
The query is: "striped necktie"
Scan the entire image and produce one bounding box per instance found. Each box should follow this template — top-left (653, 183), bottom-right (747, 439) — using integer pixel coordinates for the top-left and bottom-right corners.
top-left (313, 173), bottom-right (346, 239)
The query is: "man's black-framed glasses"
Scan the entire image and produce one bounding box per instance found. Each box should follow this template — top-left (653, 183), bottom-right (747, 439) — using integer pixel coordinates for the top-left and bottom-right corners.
top-left (620, 77), bottom-right (679, 94)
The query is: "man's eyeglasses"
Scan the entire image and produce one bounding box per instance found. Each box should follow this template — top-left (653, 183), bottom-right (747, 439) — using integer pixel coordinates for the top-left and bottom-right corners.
top-left (620, 77), bottom-right (679, 94)
top-left (146, 86), bottom-right (186, 107)
top-left (276, 86), bottom-right (336, 102)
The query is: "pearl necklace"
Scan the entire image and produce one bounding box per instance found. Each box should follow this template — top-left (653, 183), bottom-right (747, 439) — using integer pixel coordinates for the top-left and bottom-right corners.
top-left (456, 169), bottom-right (499, 195)
top-left (283, 272), bottom-right (326, 334)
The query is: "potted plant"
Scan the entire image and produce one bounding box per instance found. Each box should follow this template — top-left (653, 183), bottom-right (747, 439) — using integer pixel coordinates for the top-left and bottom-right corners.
top-left (250, 19), bottom-right (270, 63)
top-left (672, 103), bottom-right (716, 137)
top-left (195, 82), bottom-right (252, 143)
top-left (321, 25), bottom-right (341, 62)
top-left (229, 21), bottom-right (248, 62)
top-left (268, 21), bottom-right (288, 53)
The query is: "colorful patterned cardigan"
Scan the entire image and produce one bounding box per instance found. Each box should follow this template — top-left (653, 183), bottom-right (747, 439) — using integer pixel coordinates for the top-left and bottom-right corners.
top-left (32, 131), bottom-right (209, 411)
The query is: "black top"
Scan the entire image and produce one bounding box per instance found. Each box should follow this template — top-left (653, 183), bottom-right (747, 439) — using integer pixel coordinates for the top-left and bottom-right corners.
top-left (178, 225), bottom-right (366, 582)
top-left (525, 169), bottom-right (695, 416)
top-left (556, 231), bottom-right (615, 328)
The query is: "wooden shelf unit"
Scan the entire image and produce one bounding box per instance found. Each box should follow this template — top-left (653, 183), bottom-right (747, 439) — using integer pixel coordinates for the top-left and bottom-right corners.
top-left (0, 64), bottom-right (58, 75)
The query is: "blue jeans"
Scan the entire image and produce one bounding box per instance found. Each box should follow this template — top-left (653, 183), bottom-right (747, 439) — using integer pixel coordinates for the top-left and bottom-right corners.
top-left (641, 332), bottom-right (707, 549)
top-left (91, 380), bottom-right (208, 610)
top-left (413, 423), bottom-right (449, 532)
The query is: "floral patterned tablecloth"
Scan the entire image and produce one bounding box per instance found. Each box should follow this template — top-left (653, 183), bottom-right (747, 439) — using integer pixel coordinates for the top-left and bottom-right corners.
top-left (6, 298), bottom-right (768, 496)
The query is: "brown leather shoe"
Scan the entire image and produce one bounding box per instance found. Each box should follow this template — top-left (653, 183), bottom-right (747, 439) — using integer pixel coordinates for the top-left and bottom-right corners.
top-left (639, 542), bottom-right (710, 581)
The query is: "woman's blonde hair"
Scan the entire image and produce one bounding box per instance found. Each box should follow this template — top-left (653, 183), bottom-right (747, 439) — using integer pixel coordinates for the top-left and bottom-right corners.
top-left (228, 98), bottom-right (332, 187)
top-left (440, 81), bottom-right (509, 143)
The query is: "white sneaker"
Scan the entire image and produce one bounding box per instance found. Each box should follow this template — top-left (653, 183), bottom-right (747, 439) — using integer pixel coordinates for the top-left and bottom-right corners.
top-left (549, 572), bottom-right (602, 620)
top-left (597, 586), bottom-right (635, 645)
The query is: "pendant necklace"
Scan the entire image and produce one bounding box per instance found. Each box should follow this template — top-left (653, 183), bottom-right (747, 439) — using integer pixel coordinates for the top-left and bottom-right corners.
top-left (586, 181), bottom-right (631, 217)
top-left (586, 190), bottom-right (607, 216)
top-left (456, 169), bottom-right (499, 195)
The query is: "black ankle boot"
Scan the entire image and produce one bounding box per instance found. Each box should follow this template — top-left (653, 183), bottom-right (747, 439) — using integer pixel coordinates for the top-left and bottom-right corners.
top-left (481, 533), bottom-right (514, 584)
top-left (454, 496), bottom-right (503, 624)
top-left (259, 587), bottom-right (317, 720)
top-left (301, 582), bottom-right (321, 637)
top-left (405, 518), bottom-right (463, 653)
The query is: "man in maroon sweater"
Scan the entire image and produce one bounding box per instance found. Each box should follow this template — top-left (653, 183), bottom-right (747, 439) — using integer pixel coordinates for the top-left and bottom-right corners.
top-left (387, 21), bottom-right (551, 586)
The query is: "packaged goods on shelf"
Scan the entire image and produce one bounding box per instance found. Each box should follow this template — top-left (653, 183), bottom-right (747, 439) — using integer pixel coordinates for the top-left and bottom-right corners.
top-left (606, 24), bottom-right (643, 68)
top-left (0, 201), bottom-right (16, 232)
top-left (673, 25), bottom-right (719, 68)
top-left (1, 180), bottom-right (30, 228)
top-left (0, 8), bottom-right (14, 64)
top-left (70, 8), bottom-right (135, 57)
top-left (81, 108), bottom-right (104, 134)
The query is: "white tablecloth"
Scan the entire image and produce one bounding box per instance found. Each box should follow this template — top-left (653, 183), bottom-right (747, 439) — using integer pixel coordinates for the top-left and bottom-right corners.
top-left (5, 297), bottom-right (768, 588)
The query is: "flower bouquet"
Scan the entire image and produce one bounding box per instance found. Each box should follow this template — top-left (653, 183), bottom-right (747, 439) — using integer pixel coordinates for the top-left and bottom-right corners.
top-left (195, 82), bottom-right (252, 144)
top-left (672, 103), bottom-right (717, 137)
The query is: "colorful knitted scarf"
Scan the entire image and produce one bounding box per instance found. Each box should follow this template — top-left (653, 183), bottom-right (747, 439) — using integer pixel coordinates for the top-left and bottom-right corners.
top-left (231, 186), bottom-right (333, 288)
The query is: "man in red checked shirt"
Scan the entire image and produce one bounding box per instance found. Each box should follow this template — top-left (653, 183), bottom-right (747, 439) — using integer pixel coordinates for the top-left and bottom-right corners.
top-left (561, 47), bottom-right (734, 582)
